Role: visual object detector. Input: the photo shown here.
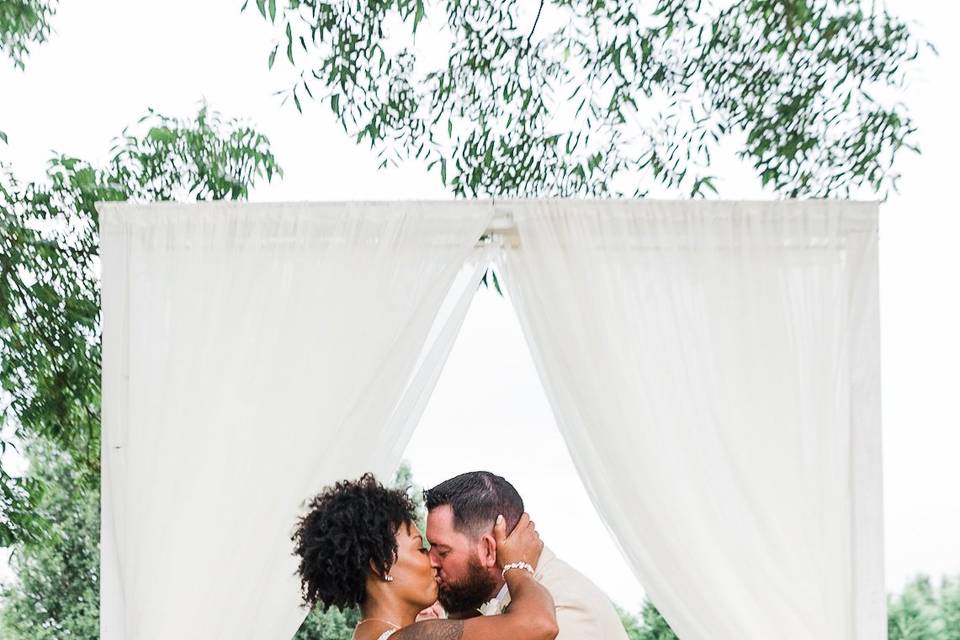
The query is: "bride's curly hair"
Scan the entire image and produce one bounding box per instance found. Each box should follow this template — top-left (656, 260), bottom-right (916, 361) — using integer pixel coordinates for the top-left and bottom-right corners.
top-left (292, 473), bottom-right (417, 609)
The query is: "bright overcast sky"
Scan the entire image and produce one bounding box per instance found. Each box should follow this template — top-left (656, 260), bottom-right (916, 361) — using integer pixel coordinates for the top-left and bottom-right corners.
top-left (1, 0), bottom-right (958, 613)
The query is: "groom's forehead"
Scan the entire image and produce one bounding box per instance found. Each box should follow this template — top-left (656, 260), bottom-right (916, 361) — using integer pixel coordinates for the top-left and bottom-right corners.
top-left (427, 504), bottom-right (455, 531)
top-left (426, 505), bottom-right (462, 541)
top-left (427, 504), bottom-right (480, 547)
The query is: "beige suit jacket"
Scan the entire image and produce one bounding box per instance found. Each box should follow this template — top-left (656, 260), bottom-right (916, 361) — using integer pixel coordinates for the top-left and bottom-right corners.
top-left (495, 546), bottom-right (629, 640)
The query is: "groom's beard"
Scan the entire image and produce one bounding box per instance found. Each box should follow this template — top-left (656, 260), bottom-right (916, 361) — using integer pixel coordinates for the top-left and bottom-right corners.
top-left (437, 556), bottom-right (499, 615)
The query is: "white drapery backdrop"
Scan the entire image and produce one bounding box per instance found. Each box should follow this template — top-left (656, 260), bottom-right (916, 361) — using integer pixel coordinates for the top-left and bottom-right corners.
top-left (99, 199), bottom-right (882, 640)
top-left (498, 200), bottom-right (882, 640)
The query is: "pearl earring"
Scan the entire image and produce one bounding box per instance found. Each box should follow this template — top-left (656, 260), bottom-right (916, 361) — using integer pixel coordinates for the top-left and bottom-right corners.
top-left (384, 574), bottom-right (394, 582)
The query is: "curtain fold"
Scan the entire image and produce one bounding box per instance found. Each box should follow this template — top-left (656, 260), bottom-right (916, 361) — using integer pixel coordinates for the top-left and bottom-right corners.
top-left (99, 201), bottom-right (493, 640)
top-left (498, 200), bottom-right (883, 640)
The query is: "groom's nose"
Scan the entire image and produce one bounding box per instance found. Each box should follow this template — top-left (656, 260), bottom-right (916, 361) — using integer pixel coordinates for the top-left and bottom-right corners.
top-left (428, 548), bottom-right (442, 569)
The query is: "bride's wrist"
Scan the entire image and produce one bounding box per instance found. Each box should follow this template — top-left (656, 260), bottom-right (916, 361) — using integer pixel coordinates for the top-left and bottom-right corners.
top-left (501, 561), bottom-right (535, 580)
top-left (503, 567), bottom-right (536, 593)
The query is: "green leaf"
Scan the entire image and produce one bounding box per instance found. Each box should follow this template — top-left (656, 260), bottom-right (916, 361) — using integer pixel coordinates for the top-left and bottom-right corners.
top-left (269, 0), bottom-right (277, 22)
top-left (268, 45), bottom-right (278, 69)
top-left (286, 22), bottom-right (294, 64)
top-left (413, 0), bottom-right (425, 34)
top-left (255, 0), bottom-right (266, 18)
top-left (147, 126), bottom-right (176, 143)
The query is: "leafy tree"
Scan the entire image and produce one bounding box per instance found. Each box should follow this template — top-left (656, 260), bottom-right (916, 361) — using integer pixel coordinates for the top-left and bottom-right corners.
top-left (887, 576), bottom-right (939, 639)
top-left (251, 0), bottom-right (929, 198)
top-left (618, 600), bottom-right (679, 640)
top-left (0, 104), bottom-right (281, 545)
top-left (0, 0), bottom-right (57, 70)
top-left (0, 441), bottom-right (99, 640)
top-left (618, 604), bottom-right (645, 640)
top-left (636, 598), bottom-right (680, 640)
top-left (294, 595), bottom-right (362, 640)
top-left (887, 575), bottom-right (960, 640)
top-left (942, 577), bottom-right (960, 639)
top-left (1, 0), bottom-right (60, 143)
top-left (392, 458), bottom-right (427, 531)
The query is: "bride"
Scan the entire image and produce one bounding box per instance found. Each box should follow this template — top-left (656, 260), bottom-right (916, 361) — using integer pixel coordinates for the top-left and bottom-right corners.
top-left (293, 473), bottom-right (558, 640)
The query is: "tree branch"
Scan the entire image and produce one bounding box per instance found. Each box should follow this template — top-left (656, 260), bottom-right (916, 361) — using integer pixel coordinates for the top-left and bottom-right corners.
top-left (528, 0), bottom-right (545, 43)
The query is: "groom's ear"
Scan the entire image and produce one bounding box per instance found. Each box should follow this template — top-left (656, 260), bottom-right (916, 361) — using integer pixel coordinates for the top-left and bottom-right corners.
top-left (477, 533), bottom-right (498, 569)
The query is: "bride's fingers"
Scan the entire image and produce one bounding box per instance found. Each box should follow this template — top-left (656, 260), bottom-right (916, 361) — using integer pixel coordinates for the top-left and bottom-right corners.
top-left (514, 512), bottom-right (530, 533)
top-left (494, 514), bottom-right (507, 543)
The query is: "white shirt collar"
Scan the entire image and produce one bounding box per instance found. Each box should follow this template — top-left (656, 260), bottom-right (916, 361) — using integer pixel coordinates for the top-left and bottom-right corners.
top-left (477, 583), bottom-right (511, 616)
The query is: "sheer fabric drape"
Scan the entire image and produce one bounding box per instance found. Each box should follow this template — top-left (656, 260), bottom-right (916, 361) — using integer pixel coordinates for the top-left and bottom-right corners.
top-left (99, 201), bottom-right (493, 639)
top-left (499, 200), bottom-right (882, 640)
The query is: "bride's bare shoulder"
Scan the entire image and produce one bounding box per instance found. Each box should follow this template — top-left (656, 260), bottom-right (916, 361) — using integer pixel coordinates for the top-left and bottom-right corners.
top-left (391, 619), bottom-right (465, 640)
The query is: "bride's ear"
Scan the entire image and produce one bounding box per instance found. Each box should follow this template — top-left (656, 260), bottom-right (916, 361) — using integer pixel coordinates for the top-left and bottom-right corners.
top-left (478, 533), bottom-right (497, 568)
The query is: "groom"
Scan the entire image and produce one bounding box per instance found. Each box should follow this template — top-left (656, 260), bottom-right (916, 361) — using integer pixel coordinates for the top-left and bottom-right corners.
top-left (424, 471), bottom-right (629, 639)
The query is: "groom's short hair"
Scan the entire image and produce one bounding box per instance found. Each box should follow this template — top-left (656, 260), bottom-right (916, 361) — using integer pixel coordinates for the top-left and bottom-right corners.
top-left (425, 471), bottom-right (524, 537)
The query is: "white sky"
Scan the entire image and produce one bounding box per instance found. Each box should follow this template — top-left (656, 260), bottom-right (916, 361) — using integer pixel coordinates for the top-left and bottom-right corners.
top-left (1, 0), bottom-right (958, 614)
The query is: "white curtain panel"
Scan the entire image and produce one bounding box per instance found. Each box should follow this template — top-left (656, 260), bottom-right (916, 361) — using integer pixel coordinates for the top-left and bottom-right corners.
top-left (499, 200), bottom-right (882, 640)
top-left (99, 201), bottom-right (493, 640)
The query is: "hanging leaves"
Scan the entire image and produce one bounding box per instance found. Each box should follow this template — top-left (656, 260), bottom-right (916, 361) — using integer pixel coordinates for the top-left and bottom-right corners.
top-left (248, 0), bottom-right (928, 199)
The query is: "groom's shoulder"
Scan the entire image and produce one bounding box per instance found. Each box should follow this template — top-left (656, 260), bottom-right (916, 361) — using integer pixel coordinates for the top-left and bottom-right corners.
top-left (535, 548), bottom-right (629, 639)
top-left (536, 547), bottom-right (617, 610)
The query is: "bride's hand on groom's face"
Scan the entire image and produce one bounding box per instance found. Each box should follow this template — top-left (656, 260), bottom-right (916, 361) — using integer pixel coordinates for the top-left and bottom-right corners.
top-left (494, 512), bottom-right (543, 570)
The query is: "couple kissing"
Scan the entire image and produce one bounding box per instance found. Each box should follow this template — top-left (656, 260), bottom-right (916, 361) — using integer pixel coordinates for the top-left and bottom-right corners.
top-left (293, 471), bottom-right (629, 640)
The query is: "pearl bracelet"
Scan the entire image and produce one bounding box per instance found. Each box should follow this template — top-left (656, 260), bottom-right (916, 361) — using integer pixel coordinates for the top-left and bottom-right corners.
top-left (501, 561), bottom-right (535, 579)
